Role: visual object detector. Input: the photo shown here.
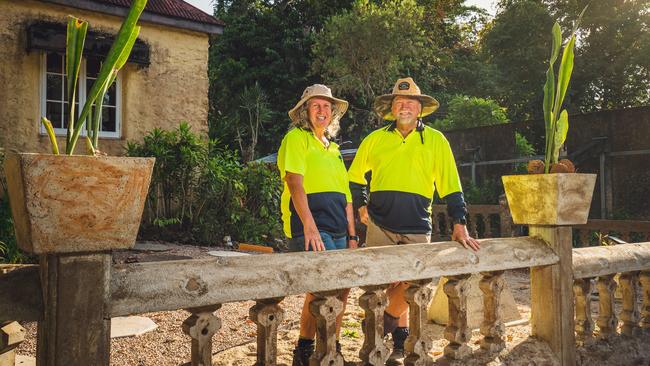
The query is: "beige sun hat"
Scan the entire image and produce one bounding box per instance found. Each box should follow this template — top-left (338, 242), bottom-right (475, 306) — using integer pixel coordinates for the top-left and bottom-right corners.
top-left (373, 77), bottom-right (440, 120)
top-left (288, 84), bottom-right (349, 123)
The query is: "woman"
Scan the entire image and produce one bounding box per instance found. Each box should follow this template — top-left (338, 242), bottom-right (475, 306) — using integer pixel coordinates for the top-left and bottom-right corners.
top-left (277, 84), bottom-right (358, 365)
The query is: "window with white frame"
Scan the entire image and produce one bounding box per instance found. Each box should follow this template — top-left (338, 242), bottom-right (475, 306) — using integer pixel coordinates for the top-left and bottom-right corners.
top-left (40, 52), bottom-right (121, 138)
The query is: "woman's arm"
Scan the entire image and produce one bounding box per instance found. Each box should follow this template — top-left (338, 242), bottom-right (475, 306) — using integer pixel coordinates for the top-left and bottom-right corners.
top-left (345, 203), bottom-right (358, 248)
top-left (285, 172), bottom-right (325, 251)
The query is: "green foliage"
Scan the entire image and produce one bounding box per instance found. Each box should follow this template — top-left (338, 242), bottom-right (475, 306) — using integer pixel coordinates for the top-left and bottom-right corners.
top-left (463, 180), bottom-right (501, 204)
top-left (545, 0), bottom-right (650, 112)
top-left (43, 0), bottom-right (147, 154)
top-left (481, 1), bottom-right (554, 122)
top-left (312, 0), bottom-right (435, 128)
top-left (431, 95), bottom-right (508, 131)
top-left (208, 0), bottom-right (353, 158)
top-left (126, 124), bottom-right (282, 245)
top-left (513, 131), bottom-right (536, 173)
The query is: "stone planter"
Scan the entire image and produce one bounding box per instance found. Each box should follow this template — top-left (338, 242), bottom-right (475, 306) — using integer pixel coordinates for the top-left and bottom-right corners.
top-left (3, 152), bottom-right (154, 254)
top-left (501, 173), bottom-right (596, 225)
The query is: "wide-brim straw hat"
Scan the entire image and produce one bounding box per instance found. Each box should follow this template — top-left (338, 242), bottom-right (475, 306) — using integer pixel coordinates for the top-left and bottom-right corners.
top-left (373, 77), bottom-right (439, 120)
top-left (288, 84), bottom-right (349, 123)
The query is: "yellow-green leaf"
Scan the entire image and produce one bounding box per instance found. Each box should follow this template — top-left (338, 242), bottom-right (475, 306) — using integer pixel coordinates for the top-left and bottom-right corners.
top-left (41, 117), bottom-right (60, 155)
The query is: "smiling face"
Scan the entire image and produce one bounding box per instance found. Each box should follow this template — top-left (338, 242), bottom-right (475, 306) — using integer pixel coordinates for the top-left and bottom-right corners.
top-left (306, 97), bottom-right (333, 131)
top-left (391, 96), bottom-right (422, 125)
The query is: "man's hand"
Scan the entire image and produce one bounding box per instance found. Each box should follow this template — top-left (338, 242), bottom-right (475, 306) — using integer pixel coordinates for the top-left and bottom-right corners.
top-left (304, 225), bottom-right (325, 251)
top-left (358, 206), bottom-right (369, 225)
top-left (348, 239), bottom-right (358, 249)
top-left (452, 224), bottom-right (480, 251)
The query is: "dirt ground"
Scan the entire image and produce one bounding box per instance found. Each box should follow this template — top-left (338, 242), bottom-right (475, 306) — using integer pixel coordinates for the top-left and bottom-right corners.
top-left (14, 242), bottom-right (650, 365)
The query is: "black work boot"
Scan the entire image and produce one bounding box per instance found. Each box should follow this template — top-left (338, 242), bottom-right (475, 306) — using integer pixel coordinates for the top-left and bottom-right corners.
top-left (387, 327), bottom-right (409, 366)
top-left (292, 338), bottom-right (314, 366)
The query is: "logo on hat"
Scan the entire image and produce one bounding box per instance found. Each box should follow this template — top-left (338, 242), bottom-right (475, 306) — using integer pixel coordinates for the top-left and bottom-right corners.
top-left (398, 82), bottom-right (410, 91)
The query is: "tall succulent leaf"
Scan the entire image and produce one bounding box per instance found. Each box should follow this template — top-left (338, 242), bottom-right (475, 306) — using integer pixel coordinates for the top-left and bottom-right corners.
top-left (553, 109), bottom-right (569, 163)
top-left (543, 22), bottom-right (562, 169)
top-left (91, 26), bottom-right (140, 147)
top-left (65, 17), bottom-right (87, 145)
top-left (553, 35), bottom-right (576, 118)
top-left (67, 0), bottom-right (147, 154)
top-left (41, 117), bottom-right (60, 155)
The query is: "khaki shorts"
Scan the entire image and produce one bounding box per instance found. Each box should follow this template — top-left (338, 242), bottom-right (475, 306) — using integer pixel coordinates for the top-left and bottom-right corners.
top-left (365, 218), bottom-right (431, 247)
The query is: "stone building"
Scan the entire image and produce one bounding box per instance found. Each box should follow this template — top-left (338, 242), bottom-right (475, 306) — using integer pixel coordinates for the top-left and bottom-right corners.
top-left (0, 0), bottom-right (223, 155)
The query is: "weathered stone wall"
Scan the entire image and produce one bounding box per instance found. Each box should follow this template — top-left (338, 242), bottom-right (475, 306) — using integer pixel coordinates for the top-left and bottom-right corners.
top-left (0, 0), bottom-right (209, 156)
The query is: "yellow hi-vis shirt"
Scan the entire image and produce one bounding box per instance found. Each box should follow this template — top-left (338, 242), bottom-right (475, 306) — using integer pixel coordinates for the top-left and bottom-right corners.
top-left (348, 122), bottom-right (462, 233)
top-left (277, 127), bottom-right (352, 238)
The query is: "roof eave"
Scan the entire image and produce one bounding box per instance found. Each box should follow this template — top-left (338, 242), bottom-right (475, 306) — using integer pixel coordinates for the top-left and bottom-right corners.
top-left (39, 0), bottom-right (224, 35)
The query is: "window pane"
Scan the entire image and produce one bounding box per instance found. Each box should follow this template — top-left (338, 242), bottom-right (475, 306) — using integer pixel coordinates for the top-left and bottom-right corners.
top-left (101, 107), bottom-right (116, 132)
top-left (46, 102), bottom-right (63, 129)
top-left (46, 74), bottom-right (63, 100)
top-left (61, 102), bottom-right (79, 129)
top-left (46, 53), bottom-right (63, 73)
top-left (63, 79), bottom-right (80, 103)
top-left (87, 58), bottom-right (101, 78)
top-left (103, 82), bottom-right (117, 106)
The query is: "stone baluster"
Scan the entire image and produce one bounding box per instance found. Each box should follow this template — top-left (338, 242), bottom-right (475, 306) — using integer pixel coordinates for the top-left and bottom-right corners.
top-left (250, 297), bottom-right (285, 366)
top-left (619, 272), bottom-right (640, 337)
top-left (639, 271), bottom-right (650, 331)
top-left (468, 217), bottom-right (479, 238)
top-left (0, 321), bottom-right (25, 366)
top-left (573, 278), bottom-right (595, 344)
top-left (359, 286), bottom-right (390, 365)
top-left (404, 279), bottom-right (434, 366)
top-left (182, 305), bottom-right (222, 366)
top-left (482, 215), bottom-right (492, 238)
top-left (443, 274), bottom-right (471, 360)
top-left (479, 271), bottom-right (505, 352)
top-left (596, 275), bottom-right (618, 339)
top-left (310, 291), bottom-right (344, 366)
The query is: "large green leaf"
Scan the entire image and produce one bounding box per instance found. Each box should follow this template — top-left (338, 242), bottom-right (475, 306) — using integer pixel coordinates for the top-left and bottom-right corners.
top-left (552, 109), bottom-right (569, 163)
top-left (553, 35), bottom-right (575, 117)
top-left (67, 0), bottom-right (147, 154)
top-left (65, 17), bottom-right (87, 144)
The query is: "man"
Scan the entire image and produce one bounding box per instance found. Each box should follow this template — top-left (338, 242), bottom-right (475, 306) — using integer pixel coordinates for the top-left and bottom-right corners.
top-left (348, 77), bottom-right (480, 365)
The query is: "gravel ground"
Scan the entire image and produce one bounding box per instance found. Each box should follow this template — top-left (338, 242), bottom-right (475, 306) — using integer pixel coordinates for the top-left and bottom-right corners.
top-left (13, 243), bottom-right (650, 365)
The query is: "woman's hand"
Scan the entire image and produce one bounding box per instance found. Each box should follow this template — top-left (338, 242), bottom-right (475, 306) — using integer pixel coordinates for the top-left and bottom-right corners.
top-left (303, 224), bottom-right (325, 251)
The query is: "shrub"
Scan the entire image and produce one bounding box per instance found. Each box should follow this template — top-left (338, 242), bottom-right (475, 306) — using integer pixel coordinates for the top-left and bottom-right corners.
top-left (126, 124), bottom-right (282, 246)
top-left (432, 95), bottom-right (509, 131)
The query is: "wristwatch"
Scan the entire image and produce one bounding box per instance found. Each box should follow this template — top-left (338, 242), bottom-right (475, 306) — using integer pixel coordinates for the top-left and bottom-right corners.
top-left (347, 235), bottom-right (359, 241)
top-left (452, 217), bottom-right (467, 225)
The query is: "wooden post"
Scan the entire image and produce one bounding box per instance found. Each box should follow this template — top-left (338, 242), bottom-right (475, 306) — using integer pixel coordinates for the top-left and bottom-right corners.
top-left (359, 286), bottom-right (389, 366)
top-left (573, 278), bottom-right (594, 345)
top-left (443, 274), bottom-right (471, 360)
top-left (36, 253), bottom-right (112, 366)
top-left (529, 226), bottom-right (575, 366)
top-left (403, 279), bottom-right (433, 366)
top-left (310, 291), bottom-right (344, 366)
top-left (182, 304), bottom-right (222, 366)
top-left (249, 298), bottom-right (284, 366)
top-left (619, 272), bottom-right (640, 337)
top-left (479, 271), bottom-right (505, 352)
top-left (596, 274), bottom-right (617, 339)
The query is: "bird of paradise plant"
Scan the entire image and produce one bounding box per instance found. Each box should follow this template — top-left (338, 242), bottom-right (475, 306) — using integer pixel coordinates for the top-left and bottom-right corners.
top-left (535, 6), bottom-right (587, 174)
top-left (42, 0), bottom-right (148, 155)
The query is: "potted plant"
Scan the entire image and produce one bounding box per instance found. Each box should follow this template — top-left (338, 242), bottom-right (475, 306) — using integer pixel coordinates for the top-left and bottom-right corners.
top-left (3, 0), bottom-right (155, 254)
top-left (502, 8), bottom-right (596, 225)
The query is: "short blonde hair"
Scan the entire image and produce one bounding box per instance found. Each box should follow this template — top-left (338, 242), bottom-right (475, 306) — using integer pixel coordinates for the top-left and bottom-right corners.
top-left (290, 99), bottom-right (343, 138)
